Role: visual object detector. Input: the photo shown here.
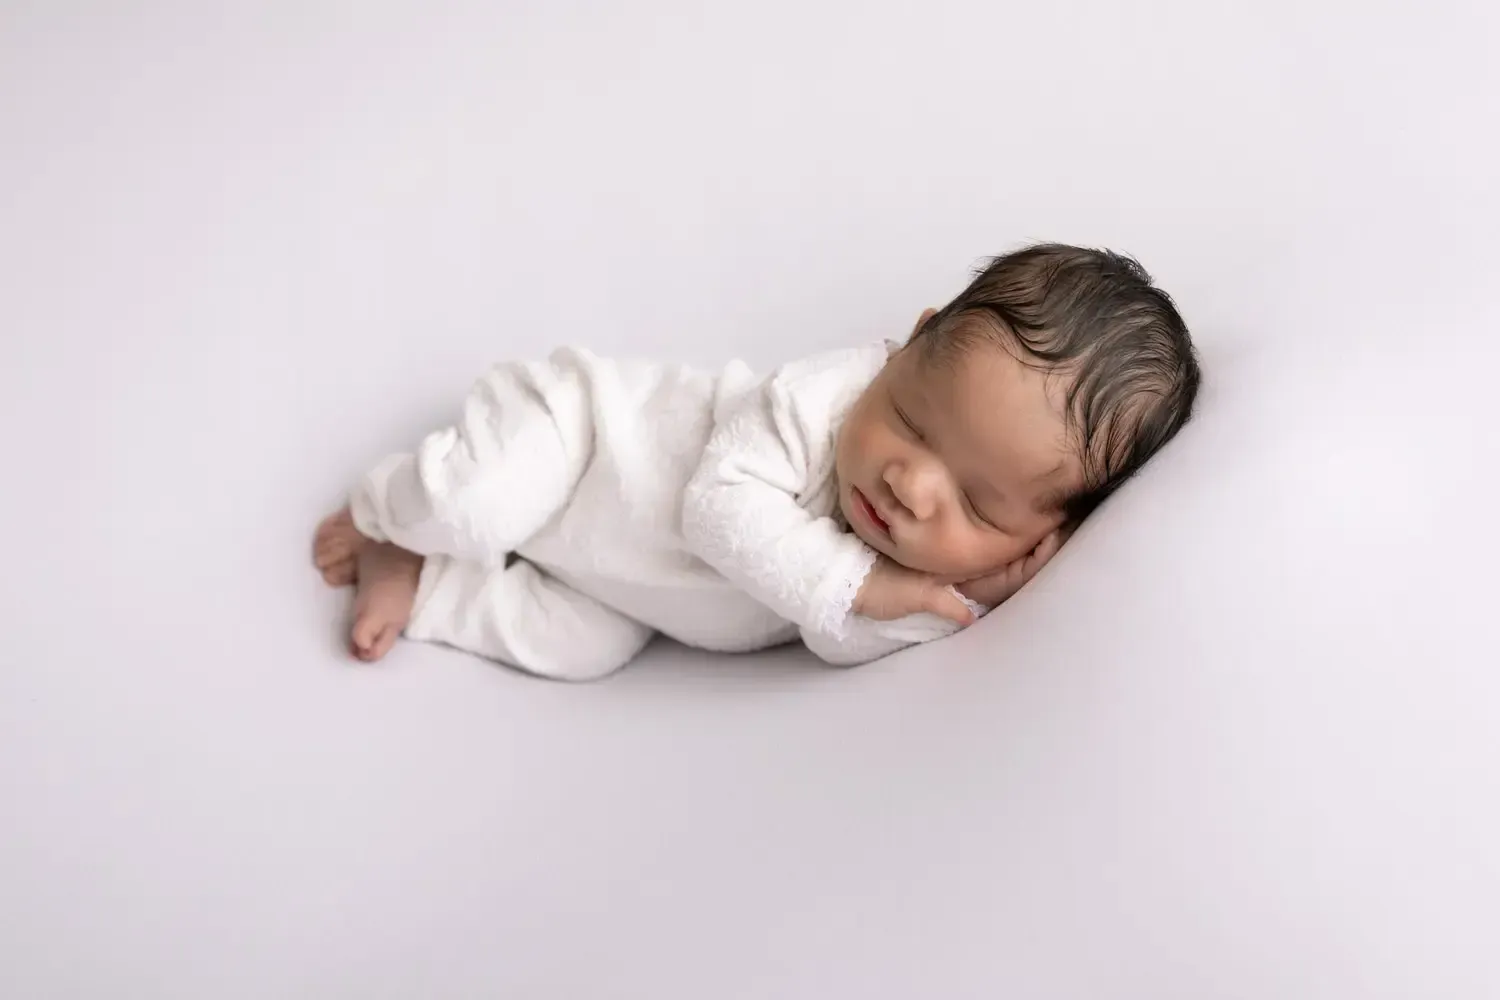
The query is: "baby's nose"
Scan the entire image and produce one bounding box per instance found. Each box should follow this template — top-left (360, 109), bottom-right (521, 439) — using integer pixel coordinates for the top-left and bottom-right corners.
top-left (886, 465), bottom-right (939, 521)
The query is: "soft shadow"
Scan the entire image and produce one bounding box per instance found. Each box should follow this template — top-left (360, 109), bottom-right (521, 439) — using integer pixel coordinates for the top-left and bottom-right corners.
top-left (623, 637), bottom-right (836, 687)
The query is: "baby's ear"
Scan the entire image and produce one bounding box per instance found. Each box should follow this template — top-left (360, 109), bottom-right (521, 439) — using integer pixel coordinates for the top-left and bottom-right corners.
top-left (909, 308), bottom-right (939, 341)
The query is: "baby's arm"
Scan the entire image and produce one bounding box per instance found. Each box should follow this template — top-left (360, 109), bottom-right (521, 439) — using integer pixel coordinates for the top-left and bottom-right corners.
top-left (681, 362), bottom-right (1066, 665)
top-left (681, 388), bottom-right (877, 639)
top-left (681, 370), bottom-right (972, 658)
top-left (810, 529), bottom-right (1071, 665)
top-left (800, 591), bottom-right (986, 666)
top-left (805, 531), bottom-right (1068, 666)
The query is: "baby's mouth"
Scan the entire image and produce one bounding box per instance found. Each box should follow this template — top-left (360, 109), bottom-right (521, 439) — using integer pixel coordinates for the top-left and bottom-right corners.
top-left (852, 486), bottom-right (891, 536)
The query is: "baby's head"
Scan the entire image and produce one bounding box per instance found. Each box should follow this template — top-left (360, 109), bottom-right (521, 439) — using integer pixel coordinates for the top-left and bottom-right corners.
top-left (836, 243), bottom-right (1200, 581)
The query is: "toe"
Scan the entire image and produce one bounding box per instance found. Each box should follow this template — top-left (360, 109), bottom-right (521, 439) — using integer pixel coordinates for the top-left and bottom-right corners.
top-left (314, 535), bottom-right (349, 567)
top-left (368, 624), bottom-right (401, 661)
top-left (314, 510), bottom-right (361, 560)
top-left (351, 614), bottom-right (403, 663)
top-left (350, 615), bottom-right (381, 659)
top-left (322, 558), bottom-right (356, 587)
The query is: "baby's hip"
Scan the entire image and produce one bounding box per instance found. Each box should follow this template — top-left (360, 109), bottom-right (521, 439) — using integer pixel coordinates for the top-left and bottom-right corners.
top-left (521, 551), bottom-right (796, 653)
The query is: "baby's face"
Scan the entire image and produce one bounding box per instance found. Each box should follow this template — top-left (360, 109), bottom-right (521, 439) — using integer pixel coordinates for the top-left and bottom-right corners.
top-left (836, 319), bottom-right (1080, 582)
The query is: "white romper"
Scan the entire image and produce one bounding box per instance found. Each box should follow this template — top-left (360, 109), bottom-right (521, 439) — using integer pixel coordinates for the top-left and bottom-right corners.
top-left (350, 344), bottom-right (976, 680)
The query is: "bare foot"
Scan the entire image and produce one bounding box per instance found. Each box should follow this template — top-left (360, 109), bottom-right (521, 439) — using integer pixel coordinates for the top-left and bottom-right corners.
top-left (313, 506), bottom-right (367, 587)
top-left (350, 542), bottom-right (423, 662)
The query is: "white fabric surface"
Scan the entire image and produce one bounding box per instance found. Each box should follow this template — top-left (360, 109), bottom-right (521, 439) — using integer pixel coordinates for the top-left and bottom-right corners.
top-left (3, 2), bottom-right (1498, 998)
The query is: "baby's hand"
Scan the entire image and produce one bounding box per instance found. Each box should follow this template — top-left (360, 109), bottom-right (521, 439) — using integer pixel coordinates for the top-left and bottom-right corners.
top-left (853, 556), bottom-right (976, 626)
top-left (957, 527), bottom-right (1070, 608)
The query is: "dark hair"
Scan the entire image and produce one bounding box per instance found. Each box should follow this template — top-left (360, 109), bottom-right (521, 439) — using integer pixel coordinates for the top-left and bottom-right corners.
top-left (914, 243), bottom-right (1200, 522)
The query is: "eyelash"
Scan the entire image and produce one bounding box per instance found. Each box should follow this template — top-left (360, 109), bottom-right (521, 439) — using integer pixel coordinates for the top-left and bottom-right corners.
top-left (962, 492), bottom-right (998, 530)
top-left (894, 403), bottom-right (924, 441)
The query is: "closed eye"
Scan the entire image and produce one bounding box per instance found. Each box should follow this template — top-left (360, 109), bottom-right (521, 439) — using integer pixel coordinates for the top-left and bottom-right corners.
top-left (963, 492), bottom-right (1004, 532)
top-left (893, 401), bottom-right (924, 441)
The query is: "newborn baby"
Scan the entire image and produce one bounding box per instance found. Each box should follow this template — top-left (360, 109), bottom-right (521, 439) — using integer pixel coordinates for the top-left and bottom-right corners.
top-left (313, 244), bottom-right (1200, 679)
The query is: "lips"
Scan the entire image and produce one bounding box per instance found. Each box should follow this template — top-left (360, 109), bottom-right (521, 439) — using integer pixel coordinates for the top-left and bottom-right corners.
top-left (852, 487), bottom-right (890, 536)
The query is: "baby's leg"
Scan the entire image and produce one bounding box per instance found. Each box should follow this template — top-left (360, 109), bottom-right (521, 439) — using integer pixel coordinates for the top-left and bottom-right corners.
top-left (348, 357), bottom-right (597, 566)
top-left (405, 554), bottom-right (653, 681)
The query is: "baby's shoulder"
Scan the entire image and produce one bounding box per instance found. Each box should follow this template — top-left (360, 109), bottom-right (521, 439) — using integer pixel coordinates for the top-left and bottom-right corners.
top-left (765, 342), bottom-right (893, 414)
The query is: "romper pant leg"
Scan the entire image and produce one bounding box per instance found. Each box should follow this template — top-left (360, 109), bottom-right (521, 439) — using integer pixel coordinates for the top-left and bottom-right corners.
top-left (350, 355), bottom-right (597, 566)
top-left (405, 553), bottom-right (653, 681)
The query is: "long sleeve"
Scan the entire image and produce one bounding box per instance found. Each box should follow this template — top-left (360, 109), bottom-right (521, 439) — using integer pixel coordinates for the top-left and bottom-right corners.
top-left (681, 344), bottom-right (993, 666)
top-left (349, 355), bottom-right (592, 564)
top-left (678, 386), bottom-right (876, 638)
top-left (681, 360), bottom-right (881, 640)
top-left (799, 593), bottom-right (988, 666)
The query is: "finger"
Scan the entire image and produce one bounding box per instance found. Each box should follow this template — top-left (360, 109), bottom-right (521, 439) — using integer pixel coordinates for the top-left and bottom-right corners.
top-left (926, 587), bottom-right (976, 626)
top-left (1025, 530), bottom-right (1062, 577)
top-left (985, 563), bottom-right (1023, 605)
top-left (1036, 529), bottom-right (1063, 561)
top-left (984, 569), bottom-right (1017, 606)
top-left (957, 568), bottom-right (1008, 606)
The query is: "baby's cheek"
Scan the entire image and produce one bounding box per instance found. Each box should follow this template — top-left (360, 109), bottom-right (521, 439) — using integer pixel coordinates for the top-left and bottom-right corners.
top-left (935, 529), bottom-right (1012, 578)
top-left (985, 532), bottom-right (1040, 572)
top-left (836, 418), bottom-right (872, 467)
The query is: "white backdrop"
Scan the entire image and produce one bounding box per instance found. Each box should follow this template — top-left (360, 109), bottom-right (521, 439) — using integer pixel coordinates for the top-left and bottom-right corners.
top-left (3, 2), bottom-right (1498, 997)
